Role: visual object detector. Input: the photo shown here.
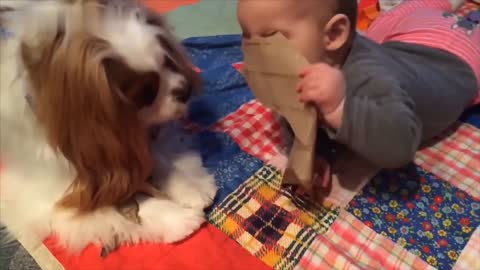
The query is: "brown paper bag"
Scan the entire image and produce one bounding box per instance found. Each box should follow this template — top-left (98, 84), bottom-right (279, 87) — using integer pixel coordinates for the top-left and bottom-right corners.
top-left (242, 33), bottom-right (318, 191)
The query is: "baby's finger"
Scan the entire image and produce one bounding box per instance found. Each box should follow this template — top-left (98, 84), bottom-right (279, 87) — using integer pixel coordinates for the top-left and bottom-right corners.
top-left (299, 66), bottom-right (313, 78)
top-left (296, 76), bottom-right (315, 92)
top-left (296, 81), bottom-right (303, 93)
top-left (298, 88), bottom-right (319, 103)
top-left (302, 77), bottom-right (320, 91)
top-left (299, 65), bottom-right (323, 78)
top-left (299, 63), bottom-right (329, 77)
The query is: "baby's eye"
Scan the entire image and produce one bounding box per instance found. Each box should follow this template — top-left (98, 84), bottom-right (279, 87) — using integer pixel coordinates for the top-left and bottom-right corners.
top-left (261, 31), bottom-right (278, 37)
top-left (280, 31), bottom-right (291, 39)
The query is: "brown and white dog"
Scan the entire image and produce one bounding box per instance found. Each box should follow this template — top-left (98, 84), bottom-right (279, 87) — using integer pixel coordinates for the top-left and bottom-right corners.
top-left (0, 0), bottom-right (216, 254)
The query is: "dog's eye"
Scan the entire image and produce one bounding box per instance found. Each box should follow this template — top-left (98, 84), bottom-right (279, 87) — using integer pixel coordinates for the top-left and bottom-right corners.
top-left (135, 73), bottom-right (160, 108)
top-left (155, 34), bottom-right (182, 71)
top-left (164, 56), bottom-right (179, 72)
top-left (145, 16), bottom-right (157, 25)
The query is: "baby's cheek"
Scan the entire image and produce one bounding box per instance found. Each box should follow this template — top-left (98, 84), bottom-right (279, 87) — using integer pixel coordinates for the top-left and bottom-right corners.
top-left (293, 22), bottom-right (326, 61)
top-left (293, 35), bottom-right (325, 63)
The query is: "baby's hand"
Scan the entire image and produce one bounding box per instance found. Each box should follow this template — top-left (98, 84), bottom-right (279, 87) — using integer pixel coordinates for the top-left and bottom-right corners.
top-left (297, 63), bottom-right (346, 129)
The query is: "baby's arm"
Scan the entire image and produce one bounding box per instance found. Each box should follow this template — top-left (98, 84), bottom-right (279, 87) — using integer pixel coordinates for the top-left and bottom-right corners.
top-left (334, 76), bottom-right (422, 168)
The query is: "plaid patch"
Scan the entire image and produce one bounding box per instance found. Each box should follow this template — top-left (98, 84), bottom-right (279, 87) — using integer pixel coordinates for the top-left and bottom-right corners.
top-left (214, 97), bottom-right (377, 207)
top-left (454, 226), bottom-right (480, 270)
top-left (296, 210), bottom-right (434, 270)
top-left (209, 165), bottom-right (339, 270)
top-left (415, 122), bottom-right (480, 198)
top-left (212, 100), bottom-right (286, 162)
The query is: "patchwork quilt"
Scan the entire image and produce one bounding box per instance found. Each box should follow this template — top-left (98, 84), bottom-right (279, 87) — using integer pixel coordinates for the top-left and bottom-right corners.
top-left (1, 2), bottom-right (480, 270)
top-left (185, 35), bottom-right (480, 270)
top-left (40, 34), bottom-right (480, 270)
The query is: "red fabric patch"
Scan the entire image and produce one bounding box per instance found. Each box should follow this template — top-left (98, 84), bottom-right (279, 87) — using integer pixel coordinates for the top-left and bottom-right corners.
top-left (211, 100), bottom-right (285, 162)
top-left (44, 224), bottom-right (271, 270)
top-left (232, 62), bottom-right (244, 71)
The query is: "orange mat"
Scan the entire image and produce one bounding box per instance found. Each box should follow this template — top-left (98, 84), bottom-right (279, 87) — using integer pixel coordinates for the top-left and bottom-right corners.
top-left (142, 0), bottom-right (201, 13)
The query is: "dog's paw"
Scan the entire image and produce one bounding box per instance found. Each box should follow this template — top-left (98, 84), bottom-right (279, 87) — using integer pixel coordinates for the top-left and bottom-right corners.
top-left (161, 207), bottom-right (206, 243)
top-left (167, 171), bottom-right (217, 210)
top-left (137, 196), bottom-right (206, 243)
top-left (162, 152), bottom-right (217, 210)
top-left (179, 175), bottom-right (216, 210)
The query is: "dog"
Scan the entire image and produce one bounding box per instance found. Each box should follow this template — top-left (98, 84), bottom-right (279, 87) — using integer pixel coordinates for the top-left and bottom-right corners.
top-left (0, 0), bottom-right (217, 255)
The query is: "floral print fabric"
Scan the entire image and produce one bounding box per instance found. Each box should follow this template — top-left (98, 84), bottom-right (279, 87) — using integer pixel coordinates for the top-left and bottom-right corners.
top-left (348, 164), bottom-right (480, 270)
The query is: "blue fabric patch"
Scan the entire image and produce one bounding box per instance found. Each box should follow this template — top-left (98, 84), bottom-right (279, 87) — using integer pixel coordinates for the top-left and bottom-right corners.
top-left (192, 130), bottom-right (264, 208)
top-left (183, 35), bottom-right (253, 127)
top-left (188, 65), bottom-right (254, 127)
top-left (183, 35), bottom-right (243, 70)
top-left (347, 164), bottom-right (480, 270)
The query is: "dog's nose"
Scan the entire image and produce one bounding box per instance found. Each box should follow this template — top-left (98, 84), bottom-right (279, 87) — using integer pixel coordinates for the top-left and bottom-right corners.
top-left (172, 86), bottom-right (192, 103)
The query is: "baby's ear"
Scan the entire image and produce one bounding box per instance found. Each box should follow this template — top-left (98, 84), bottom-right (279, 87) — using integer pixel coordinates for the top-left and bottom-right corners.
top-left (323, 14), bottom-right (351, 51)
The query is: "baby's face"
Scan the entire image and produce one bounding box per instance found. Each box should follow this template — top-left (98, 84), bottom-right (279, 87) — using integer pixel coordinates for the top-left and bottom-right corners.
top-left (237, 0), bottom-right (328, 63)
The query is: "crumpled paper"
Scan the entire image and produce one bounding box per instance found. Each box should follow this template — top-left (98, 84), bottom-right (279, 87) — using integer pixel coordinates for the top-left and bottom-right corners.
top-left (242, 33), bottom-right (318, 191)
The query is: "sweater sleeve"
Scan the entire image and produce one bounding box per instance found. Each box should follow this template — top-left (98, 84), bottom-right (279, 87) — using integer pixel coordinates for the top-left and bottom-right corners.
top-left (334, 75), bottom-right (422, 168)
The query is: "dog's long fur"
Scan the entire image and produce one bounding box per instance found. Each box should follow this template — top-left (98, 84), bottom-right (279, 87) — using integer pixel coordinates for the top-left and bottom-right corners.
top-left (0, 0), bottom-right (216, 253)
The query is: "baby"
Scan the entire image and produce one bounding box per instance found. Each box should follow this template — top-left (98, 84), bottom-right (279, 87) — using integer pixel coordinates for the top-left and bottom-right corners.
top-left (238, 0), bottom-right (480, 168)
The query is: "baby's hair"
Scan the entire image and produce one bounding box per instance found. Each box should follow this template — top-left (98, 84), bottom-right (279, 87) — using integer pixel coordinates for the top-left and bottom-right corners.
top-left (335, 0), bottom-right (358, 34)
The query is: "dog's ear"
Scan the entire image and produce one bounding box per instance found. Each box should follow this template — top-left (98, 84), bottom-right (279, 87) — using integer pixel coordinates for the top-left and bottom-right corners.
top-left (143, 8), bottom-right (202, 95)
top-left (22, 33), bottom-right (153, 212)
top-left (103, 57), bottom-right (162, 110)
